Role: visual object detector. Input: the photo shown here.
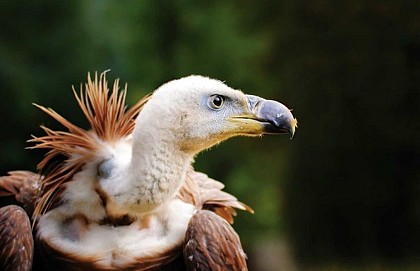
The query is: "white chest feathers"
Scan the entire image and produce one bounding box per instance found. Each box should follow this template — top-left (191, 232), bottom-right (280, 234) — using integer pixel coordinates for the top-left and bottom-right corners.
top-left (37, 198), bottom-right (195, 268)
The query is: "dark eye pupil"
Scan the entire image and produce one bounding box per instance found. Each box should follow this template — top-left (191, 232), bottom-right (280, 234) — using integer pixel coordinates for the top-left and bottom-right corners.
top-left (213, 96), bottom-right (223, 107)
top-left (208, 95), bottom-right (225, 110)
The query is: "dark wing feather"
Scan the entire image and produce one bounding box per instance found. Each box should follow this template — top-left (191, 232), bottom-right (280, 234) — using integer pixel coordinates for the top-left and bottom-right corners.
top-left (183, 210), bottom-right (247, 271)
top-left (0, 205), bottom-right (34, 271)
top-left (0, 171), bottom-right (41, 216)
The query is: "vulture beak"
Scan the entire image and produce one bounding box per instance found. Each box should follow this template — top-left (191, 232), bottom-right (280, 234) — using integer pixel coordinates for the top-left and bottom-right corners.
top-left (229, 95), bottom-right (297, 138)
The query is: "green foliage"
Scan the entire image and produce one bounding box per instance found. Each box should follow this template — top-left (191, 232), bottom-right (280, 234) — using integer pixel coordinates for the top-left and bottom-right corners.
top-left (1, 0), bottom-right (420, 268)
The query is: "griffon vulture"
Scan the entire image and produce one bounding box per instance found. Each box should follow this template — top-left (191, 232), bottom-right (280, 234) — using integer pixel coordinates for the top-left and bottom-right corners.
top-left (0, 72), bottom-right (297, 271)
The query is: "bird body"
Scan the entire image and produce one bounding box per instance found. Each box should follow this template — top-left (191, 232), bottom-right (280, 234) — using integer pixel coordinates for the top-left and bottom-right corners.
top-left (0, 72), bottom-right (296, 270)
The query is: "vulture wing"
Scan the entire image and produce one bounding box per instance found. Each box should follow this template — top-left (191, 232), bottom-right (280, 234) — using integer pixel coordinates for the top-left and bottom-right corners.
top-left (0, 171), bottom-right (40, 270)
top-left (0, 205), bottom-right (34, 271)
top-left (183, 210), bottom-right (247, 271)
top-left (179, 169), bottom-right (252, 270)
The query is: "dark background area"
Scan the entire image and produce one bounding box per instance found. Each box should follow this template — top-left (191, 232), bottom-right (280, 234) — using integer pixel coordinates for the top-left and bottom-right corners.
top-left (1, 1), bottom-right (420, 270)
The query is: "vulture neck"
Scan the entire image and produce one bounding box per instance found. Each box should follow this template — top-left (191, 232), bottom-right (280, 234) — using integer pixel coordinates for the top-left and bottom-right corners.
top-left (126, 112), bottom-right (194, 212)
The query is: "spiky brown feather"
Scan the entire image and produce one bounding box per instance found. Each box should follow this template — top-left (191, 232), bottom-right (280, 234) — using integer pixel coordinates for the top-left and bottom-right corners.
top-left (29, 71), bottom-right (150, 219)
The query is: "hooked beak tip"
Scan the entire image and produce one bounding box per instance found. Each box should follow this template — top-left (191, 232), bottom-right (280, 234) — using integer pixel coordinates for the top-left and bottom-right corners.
top-left (253, 98), bottom-right (297, 138)
top-left (289, 118), bottom-right (298, 139)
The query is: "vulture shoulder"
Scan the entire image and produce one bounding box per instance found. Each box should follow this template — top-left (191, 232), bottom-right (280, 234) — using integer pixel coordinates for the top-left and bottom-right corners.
top-left (184, 210), bottom-right (247, 271)
top-left (0, 171), bottom-right (41, 216)
top-left (0, 205), bottom-right (33, 271)
top-left (180, 169), bottom-right (253, 224)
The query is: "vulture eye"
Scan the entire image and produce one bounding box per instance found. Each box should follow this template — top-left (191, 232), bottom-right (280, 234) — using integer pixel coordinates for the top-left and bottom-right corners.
top-left (208, 95), bottom-right (225, 110)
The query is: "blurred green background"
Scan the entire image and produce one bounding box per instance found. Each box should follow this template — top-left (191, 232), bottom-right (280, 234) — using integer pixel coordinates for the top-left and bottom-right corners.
top-left (1, 1), bottom-right (420, 270)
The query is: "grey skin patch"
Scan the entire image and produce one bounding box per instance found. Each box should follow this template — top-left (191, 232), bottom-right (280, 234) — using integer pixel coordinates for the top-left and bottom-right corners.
top-left (98, 158), bottom-right (115, 179)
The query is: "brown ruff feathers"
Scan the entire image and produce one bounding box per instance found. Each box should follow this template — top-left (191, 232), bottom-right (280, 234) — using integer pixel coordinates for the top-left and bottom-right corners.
top-left (29, 71), bottom-right (150, 219)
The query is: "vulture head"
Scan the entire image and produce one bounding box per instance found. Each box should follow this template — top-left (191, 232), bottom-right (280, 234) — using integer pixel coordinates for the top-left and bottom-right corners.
top-left (136, 75), bottom-right (296, 153)
top-left (101, 75), bottom-right (297, 215)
